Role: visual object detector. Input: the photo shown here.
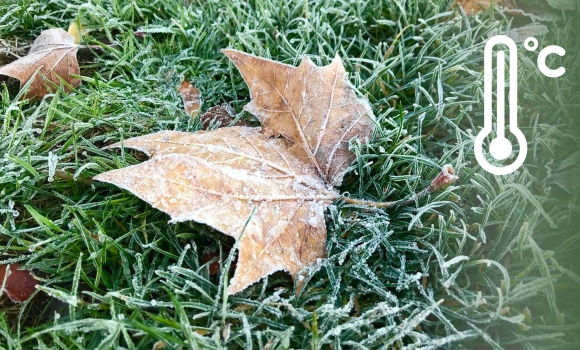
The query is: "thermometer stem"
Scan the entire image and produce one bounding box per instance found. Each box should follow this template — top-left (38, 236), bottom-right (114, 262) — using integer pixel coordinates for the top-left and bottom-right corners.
top-left (497, 50), bottom-right (505, 140)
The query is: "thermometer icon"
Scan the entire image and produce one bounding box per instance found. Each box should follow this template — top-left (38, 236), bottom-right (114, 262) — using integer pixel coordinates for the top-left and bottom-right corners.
top-left (474, 35), bottom-right (527, 176)
top-left (475, 35), bottom-right (566, 175)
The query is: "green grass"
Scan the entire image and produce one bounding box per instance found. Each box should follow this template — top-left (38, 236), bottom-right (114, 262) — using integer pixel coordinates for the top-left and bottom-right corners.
top-left (0, 0), bottom-right (579, 348)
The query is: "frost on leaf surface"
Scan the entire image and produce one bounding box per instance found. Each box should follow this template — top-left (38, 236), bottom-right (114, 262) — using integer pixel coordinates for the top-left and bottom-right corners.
top-left (223, 49), bottom-right (374, 186)
top-left (0, 28), bottom-right (80, 100)
top-left (95, 50), bottom-right (375, 294)
top-left (94, 127), bottom-right (338, 294)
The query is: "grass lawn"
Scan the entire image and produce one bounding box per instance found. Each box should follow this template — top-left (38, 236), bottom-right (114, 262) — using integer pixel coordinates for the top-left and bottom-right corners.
top-left (0, 0), bottom-right (579, 348)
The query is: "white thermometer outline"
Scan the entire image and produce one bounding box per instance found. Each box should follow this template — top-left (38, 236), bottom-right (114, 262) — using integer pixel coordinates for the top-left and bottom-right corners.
top-left (475, 35), bottom-right (527, 176)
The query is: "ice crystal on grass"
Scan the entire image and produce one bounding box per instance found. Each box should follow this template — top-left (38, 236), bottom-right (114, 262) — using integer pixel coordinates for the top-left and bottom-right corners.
top-left (46, 151), bottom-right (58, 182)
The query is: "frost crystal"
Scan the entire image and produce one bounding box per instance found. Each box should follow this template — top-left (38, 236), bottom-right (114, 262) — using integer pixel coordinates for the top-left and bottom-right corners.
top-left (47, 151), bottom-right (58, 182)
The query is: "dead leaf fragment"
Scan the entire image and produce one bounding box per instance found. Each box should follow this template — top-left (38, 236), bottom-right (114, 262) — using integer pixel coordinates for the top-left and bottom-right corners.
top-left (200, 103), bottom-right (248, 129)
top-left (456, 0), bottom-right (519, 14)
top-left (430, 165), bottom-right (459, 191)
top-left (67, 22), bottom-right (83, 44)
top-left (153, 340), bottom-right (166, 349)
top-left (201, 248), bottom-right (236, 275)
top-left (0, 263), bottom-right (38, 302)
top-left (133, 31), bottom-right (147, 39)
top-left (223, 49), bottom-right (374, 186)
top-left (222, 323), bottom-right (231, 341)
top-left (0, 28), bottom-right (80, 100)
top-left (178, 80), bottom-right (201, 117)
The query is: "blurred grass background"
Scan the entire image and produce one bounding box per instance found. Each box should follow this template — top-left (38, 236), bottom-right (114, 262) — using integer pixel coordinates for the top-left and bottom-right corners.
top-left (0, 0), bottom-right (579, 348)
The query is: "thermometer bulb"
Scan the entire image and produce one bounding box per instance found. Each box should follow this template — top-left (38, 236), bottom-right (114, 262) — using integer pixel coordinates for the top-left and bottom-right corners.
top-left (490, 137), bottom-right (512, 161)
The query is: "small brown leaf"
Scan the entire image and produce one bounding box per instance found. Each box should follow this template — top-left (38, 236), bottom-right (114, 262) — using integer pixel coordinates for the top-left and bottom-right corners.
top-left (0, 263), bottom-right (38, 302)
top-left (222, 50), bottom-right (374, 186)
top-left (0, 29), bottom-right (80, 100)
top-left (178, 80), bottom-right (201, 117)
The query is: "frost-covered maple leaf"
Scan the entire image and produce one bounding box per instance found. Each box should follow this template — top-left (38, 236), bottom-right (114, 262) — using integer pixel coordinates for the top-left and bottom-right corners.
top-left (94, 50), bottom-right (374, 294)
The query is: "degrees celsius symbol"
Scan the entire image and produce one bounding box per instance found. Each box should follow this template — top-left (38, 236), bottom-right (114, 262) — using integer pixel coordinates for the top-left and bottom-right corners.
top-left (474, 35), bottom-right (566, 175)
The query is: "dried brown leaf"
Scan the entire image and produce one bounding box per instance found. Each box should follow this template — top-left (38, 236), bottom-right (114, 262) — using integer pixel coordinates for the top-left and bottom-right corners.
top-left (0, 29), bottom-right (80, 100)
top-left (178, 80), bottom-right (201, 117)
top-left (222, 49), bottom-right (374, 186)
top-left (95, 50), bottom-right (375, 294)
top-left (95, 127), bottom-right (337, 294)
top-left (0, 263), bottom-right (38, 302)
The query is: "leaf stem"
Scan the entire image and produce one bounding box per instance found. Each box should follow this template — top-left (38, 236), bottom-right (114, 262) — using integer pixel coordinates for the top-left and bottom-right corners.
top-left (340, 164), bottom-right (458, 208)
